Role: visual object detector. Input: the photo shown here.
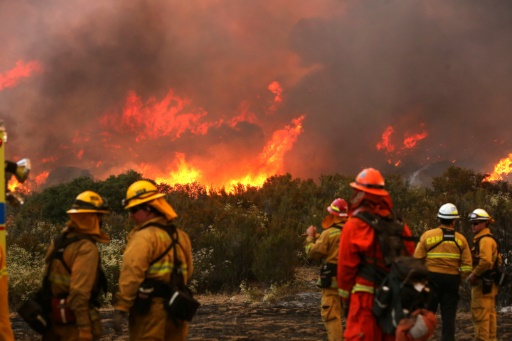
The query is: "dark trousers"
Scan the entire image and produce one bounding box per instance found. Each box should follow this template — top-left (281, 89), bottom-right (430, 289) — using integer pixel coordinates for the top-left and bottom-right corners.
top-left (427, 272), bottom-right (460, 341)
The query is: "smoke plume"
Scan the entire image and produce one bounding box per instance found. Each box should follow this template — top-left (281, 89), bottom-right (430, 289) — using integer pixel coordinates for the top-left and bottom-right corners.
top-left (1, 0), bottom-right (512, 188)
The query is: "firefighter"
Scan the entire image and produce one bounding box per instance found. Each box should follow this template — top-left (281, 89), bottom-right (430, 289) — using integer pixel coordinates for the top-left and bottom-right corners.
top-left (337, 168), bottom-right (416, 341)
top-left (466, 209), bottom-right (501, 341)
top-left (113, 180), bottom-right (194, 341)
top-left (42, 191), bottom-right (110, 341)
top-left (414, 203), bottom-right (472, 341)
top-left (304, 198), bottom-right (348, 341)
top-left (0, 243), bottom-right (15, 341)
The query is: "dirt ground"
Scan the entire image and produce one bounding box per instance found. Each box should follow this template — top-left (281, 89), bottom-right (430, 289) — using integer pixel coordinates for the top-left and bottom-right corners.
top-left (10, 267), bottom-right (512, 340)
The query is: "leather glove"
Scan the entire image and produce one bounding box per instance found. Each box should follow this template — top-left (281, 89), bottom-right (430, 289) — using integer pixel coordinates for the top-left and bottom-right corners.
top-left (113, 309), bottom-right (128, 335)
top-left (77, 326), bottom-right (93, 341)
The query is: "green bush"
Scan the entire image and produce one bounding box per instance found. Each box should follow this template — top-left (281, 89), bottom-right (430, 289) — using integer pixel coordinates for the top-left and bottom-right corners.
top-left (6, 245), bottom-right (45, 308)
top-left (4, 166), bottom-right (512, 309)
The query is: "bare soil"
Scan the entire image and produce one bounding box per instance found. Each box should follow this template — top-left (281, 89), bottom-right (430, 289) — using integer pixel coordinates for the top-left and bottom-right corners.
top-left (10, 267), bottom-right (512, 340)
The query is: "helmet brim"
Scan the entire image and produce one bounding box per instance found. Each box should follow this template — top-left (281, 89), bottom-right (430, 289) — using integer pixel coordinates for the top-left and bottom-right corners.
top-left (327, 206), bottom-right (348, 217)
top-left (437, 214), bottom-right (460, 219)
top-left (124, 192), bottom-right (165, 209)
top-left (350, 182), bottom-right (389, 196)
top-left (67, 209), bottom-right (109, 214)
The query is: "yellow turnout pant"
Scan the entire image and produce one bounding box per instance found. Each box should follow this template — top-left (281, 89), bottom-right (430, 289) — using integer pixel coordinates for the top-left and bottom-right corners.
top-left (321, 287), bottom-right (343, 341)
top-left (471, 282), bottom-right (498, 341)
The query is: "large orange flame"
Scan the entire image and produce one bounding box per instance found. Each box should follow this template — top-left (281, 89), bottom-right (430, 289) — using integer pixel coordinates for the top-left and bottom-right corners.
top-left (155, 153), bottom-right (202, 185)
top-left (484, 153), bottom-right (512, 182)
top-left (8, 171), bottom-right (49, 193)
top-left (148, 115), bottom-right (305, 191)
top-left (8, 77), bottom-right (304, 192)
top-left (226, 114), bottom-right (305, 188)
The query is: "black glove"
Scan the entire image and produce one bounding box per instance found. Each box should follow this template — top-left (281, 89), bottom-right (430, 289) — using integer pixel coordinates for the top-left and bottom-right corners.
top-left (112, 309), bottom-right (128, 334)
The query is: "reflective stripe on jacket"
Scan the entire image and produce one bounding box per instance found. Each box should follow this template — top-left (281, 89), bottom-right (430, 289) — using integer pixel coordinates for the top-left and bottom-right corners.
top-left (115, 217), bottom-right (194, 312)
top-left (414, 226), bottom-right (472, 277)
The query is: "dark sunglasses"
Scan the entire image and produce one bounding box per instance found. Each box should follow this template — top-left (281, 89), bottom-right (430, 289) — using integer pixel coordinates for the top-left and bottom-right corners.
top-left (471, 221), bottom-right (481, 226)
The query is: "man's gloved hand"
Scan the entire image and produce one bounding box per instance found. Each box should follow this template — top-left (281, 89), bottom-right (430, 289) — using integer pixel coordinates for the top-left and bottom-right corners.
top-left (113, 309), bottom-right (128, 334)
top-left (466, 272), bottom-right (478, 285)
top-left (77, 326), bottom-right (93, 341)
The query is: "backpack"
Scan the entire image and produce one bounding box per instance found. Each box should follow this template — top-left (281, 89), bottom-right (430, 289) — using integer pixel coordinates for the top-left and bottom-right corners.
top-left (473, 234), bottom-right (509, 288)
top-left (133, 222), bottom-right (200, 321)
top-left (17, 233), bottom-right (107, 334)
top-left (355, 212), bottom-right (431, 335)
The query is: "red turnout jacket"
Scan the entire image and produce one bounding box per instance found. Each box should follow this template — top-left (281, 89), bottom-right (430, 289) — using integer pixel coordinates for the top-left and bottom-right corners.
top-left (337, 203), bottom-right (416, 300)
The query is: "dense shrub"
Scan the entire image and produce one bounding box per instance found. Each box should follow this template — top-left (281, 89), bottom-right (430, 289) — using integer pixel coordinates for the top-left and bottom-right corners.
top-left (4, 167), bottom-right (512, 310)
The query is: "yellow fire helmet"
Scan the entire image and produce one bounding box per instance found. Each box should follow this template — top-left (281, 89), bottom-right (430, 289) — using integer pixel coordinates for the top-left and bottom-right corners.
top-left (122, 180), bottom-right (165, 209)
top-left (67, 191), bottom-right (109, 214)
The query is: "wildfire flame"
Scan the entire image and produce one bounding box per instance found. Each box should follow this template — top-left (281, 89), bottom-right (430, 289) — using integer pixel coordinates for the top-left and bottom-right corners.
top-left (101, 90), bottom-right (215, 142)
top-left (268, 81), bottom-right (283, 111)
top-left (155, 153), bottom-right (202, 185)
top-left (376, 126), bottom-right (395, 153)
top-left (0, 60), bottom-right (43, 91)
top-left (8, 171), bottom-right (49, 193)
top-left (151, 115), bottom-right (305, 190)
top-left (227, 115), bottom-right (305, 188)
top-left (4, 66), bottom-right (304, 193)
top-left (484, 153), bottom-right (512, 182)
top-left (376, 124), bottom-right (428, 166)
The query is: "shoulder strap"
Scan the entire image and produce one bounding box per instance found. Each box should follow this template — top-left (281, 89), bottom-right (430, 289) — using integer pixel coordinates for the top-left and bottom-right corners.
top-left (42, 233), bottom-right (99, 301)
top-left (142, 222), bottom-right (187, 287)
top-left (426, 228), bottom-right (462, 254)
top-left (475, 234), bottom-right (500, 254)
top-left (140, 222), bottom-right (181, 266)
top-left (474, 234), bottom-right (501, 269)
top-left (355, 211), bottom-right (417, 242)
top-left (52, 233), bottom-right (93, 274)
top-left (354, 211), bottom-right (413, 269)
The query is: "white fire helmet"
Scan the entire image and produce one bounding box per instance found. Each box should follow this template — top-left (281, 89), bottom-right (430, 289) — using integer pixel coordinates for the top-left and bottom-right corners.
top-left (468, 208), bottom-right (492, 222)
top-left (437, 203), bottom-right (460, 219)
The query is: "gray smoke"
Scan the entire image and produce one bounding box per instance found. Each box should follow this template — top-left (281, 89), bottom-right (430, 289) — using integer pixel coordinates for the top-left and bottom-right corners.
top-left (1, 0), bottom-right (512, 185)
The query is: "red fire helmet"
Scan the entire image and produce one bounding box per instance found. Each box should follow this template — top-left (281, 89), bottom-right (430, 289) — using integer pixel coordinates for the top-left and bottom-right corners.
top-left (327, 198), bottom-right (348, 217)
